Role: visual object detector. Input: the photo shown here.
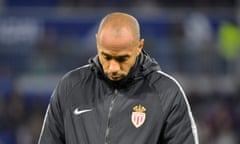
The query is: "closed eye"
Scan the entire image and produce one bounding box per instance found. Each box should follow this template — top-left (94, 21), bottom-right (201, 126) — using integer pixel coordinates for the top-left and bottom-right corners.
top-left (101, 51), bottom-right (130, 63)
top-left (116, 57), bottom-right (128, 63)
top-left (103, 55), bottom-right (112, 61)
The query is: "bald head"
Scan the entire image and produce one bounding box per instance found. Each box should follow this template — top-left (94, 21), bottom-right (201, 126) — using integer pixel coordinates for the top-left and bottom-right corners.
top-left (96, 12), bottom-right (144, 81)
top-left (97, 12), bottom-right (140, 41)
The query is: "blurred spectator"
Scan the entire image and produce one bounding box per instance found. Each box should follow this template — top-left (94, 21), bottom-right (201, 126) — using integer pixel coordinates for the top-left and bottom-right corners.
top-left (211, 103), bottom-right (238, 144)
top-left (16, 114), bottom-right (43, 144)
top-left (170, 20), bottom-right (185, 73)
top-left (197, 120), bottom-right (214, 144)
top-left (217, 20), bottom-right (240, 74)
top-left (183, 12), bottom-right (214, 74)
top-left (29, 30), bottom-right (58, 74)
top-left (5, 89), bottom-right (25, 130)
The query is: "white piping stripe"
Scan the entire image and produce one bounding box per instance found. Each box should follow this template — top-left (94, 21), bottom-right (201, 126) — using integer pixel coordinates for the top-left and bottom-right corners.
top-left (79, 64), bottom-right (91, 69)
top-left (73, 64), bottom-right (91, 71)
top-left (156, 70), bottom-right (199, 144)
top-left (38, 105), bottom-right (50, 144)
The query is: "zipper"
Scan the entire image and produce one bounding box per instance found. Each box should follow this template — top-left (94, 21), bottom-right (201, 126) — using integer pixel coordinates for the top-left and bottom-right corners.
top-left (104, 89), bottom-right (118, 144)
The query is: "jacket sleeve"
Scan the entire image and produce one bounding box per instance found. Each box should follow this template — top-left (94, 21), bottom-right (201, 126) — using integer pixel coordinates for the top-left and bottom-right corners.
top-left (38, 79), bottom-right (66, 144)
top-left (162, 88), bottom-right (199, 144)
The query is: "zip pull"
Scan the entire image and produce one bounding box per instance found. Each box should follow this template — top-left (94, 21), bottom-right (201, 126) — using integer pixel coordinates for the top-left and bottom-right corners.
top-left (114, 89), bottom-right (118, 95)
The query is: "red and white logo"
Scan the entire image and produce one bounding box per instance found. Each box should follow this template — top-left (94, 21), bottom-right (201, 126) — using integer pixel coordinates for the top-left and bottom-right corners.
top-left (131, 105), bottom-right (146, 128)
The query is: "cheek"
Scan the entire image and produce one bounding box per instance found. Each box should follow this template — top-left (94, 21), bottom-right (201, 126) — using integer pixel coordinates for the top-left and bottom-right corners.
top-left (122, 58), bottom-right (136, 71)
top-left (122, 65), bottom-right (132, 73)
top-left (101, 60), bottom-right (109, 70)
top-left (129, 57), bottom-right (137, 66)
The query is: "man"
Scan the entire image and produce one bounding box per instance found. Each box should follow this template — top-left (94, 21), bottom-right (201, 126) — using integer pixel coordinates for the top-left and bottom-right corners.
top-left (38, 12), bottom-right (199, 144)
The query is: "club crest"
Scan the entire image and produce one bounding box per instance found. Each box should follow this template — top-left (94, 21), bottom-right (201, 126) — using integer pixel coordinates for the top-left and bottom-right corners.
top-left (131, 105), bottom-right (146, 128)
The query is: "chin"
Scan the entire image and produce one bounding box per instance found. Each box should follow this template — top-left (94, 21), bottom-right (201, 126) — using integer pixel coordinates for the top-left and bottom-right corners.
top-left (108, 76), bottom-right (125, 81)
top-left (109, 78), bottom-right (122, 81)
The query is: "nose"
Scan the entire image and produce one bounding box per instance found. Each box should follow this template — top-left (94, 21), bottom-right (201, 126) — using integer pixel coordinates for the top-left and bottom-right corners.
top-left (108, 60), bottom-right (120, 73)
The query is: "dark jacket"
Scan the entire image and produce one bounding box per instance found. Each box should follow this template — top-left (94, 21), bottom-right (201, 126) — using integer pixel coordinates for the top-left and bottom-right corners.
top-left (38, 51), bottom-right (199, 144)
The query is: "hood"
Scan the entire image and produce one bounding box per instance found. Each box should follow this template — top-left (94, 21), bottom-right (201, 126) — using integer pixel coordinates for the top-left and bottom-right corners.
top-left (89, 50), bottom-right (161, 88)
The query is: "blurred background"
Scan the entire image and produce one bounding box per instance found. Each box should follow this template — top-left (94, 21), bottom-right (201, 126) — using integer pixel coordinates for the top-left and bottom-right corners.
top-left (0, 0), bottom-right (240, 144)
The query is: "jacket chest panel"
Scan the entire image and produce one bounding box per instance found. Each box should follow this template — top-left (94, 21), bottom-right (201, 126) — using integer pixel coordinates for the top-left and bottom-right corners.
top-left (64, 78), bottom-right (164, 144)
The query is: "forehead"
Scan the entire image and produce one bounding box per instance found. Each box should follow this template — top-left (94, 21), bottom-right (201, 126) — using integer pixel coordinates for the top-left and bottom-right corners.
top-left (98, 27), bottom-right (136, 55)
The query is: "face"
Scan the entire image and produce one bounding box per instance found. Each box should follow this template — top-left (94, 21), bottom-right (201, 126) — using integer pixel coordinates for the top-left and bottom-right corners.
top-left (96, 27), bottom-right (144, 81)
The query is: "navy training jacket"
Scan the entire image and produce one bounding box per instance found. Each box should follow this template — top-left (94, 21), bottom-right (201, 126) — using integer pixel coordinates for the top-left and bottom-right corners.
top-left (38, 51), bottom-right (199, 144)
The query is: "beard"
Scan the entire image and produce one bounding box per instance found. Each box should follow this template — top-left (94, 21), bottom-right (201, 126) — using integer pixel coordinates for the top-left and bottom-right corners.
top-left (105, 72), bottom-right (126, 81)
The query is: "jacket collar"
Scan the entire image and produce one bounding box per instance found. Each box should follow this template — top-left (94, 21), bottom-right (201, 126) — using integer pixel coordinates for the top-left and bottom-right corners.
top-left (89, 50), bottom-right (160, 88)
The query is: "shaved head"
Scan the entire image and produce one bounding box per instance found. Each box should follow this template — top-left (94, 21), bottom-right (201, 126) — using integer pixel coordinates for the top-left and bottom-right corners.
top-left (96, 12), bottom-right (144, 81)
top-left (97, 12), bottom-right (140, 41)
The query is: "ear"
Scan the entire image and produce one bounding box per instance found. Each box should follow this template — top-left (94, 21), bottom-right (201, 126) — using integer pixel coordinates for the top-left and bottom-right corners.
top-left (96, 33), bottom-right (98, 43)
top-left (96, 33), bottom-right (99, 50)
top-left (137, 38), bottom-right (144, 55)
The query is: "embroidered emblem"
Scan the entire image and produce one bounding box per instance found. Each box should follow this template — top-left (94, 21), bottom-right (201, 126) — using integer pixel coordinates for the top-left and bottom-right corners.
top-left (131, 105), bottom-right (146, 128)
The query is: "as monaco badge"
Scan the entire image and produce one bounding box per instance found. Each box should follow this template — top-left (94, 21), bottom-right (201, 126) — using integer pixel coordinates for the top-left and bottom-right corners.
top-left (131, 105), bottom-right (146, 128)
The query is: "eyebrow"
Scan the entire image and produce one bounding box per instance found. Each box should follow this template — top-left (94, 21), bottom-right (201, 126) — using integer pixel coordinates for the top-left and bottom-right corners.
top-left (101, 51), bottom-right (130, 59)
